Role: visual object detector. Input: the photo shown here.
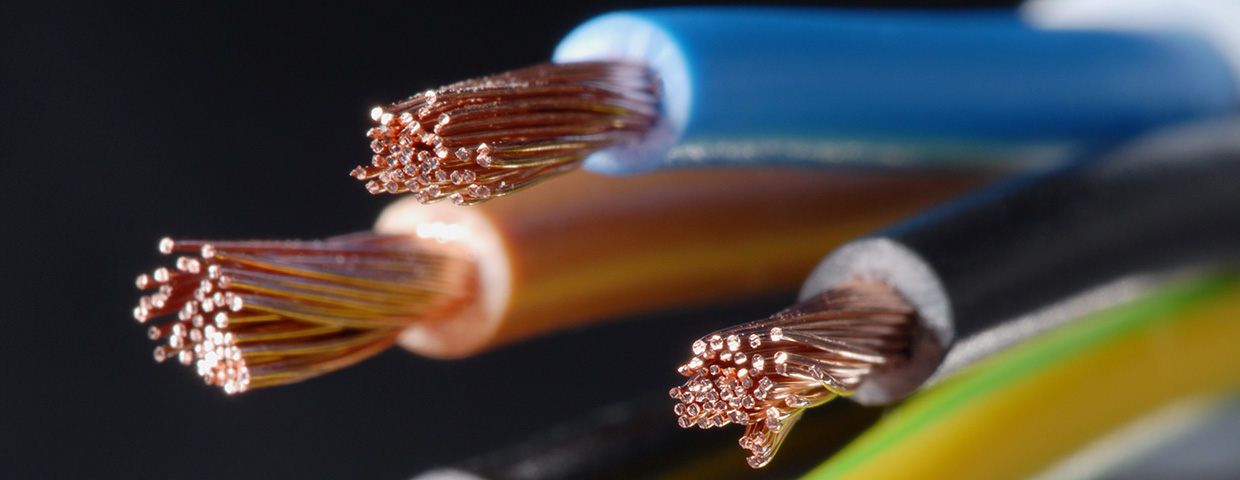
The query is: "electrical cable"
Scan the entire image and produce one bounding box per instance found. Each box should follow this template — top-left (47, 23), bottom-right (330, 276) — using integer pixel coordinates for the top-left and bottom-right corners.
top-left (803, 272), bottom-right (1240, 480)
top-left (670, 117), bottom-right (1240, 467)
top-left (131, 169), bottom-right (978, 393)
top-left (419, 273), bottom-right (1240, 479)
top-left (354, 1), bottom-right (1240, 204)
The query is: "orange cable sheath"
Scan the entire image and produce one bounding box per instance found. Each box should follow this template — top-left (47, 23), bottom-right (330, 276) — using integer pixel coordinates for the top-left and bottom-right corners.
top-left (376, 170), bottom-right (982, 359)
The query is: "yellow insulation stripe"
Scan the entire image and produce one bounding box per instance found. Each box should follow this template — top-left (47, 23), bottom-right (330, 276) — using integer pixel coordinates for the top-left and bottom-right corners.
top-left (806, 274), bottom-right (1240, 480)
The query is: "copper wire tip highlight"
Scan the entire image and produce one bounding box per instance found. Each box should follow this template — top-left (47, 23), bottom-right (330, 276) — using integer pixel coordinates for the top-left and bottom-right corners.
top-left (353, 61), bottom-right (658, 205)
top-left (132, 233), bottom-right (473, 393)
top-left (671, 280), bottom-right (916, 468)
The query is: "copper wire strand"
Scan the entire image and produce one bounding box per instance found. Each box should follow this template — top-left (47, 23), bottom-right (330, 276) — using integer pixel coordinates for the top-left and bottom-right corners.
top-left (353, 61), bottom-right (659, 205)
top-left (670, 280), bottom-right (917, 468)
top-left (132, 234), bottom-right (474, 394)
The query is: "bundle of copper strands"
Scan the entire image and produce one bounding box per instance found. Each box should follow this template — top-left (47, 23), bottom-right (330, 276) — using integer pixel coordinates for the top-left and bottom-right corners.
top-left (132, 234), bottom-right (474, 394)
top-left (669, 280), bottom-right (917, 468)
top-left (352, 61), bottom-right (659, 205)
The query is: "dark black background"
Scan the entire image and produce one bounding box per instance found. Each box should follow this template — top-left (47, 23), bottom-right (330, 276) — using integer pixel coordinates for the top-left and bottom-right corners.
top-left (1, 1), bottom-right (1012, 478)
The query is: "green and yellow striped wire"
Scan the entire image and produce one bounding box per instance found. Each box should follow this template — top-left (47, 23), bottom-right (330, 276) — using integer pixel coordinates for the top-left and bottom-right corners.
top-left (803, 273), bottom-right (1240, 480)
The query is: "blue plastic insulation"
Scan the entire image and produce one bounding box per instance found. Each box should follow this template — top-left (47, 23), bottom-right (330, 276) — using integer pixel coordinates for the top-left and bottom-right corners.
top-left (553, 8), bottom-right (1238, 174)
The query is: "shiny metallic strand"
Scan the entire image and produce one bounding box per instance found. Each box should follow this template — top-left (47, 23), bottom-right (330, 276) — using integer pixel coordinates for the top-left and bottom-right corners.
top-left (353, 61), bottom-right (658, 205)
top-left (670, 280), bottom-right (916, 468)
top-left (133, 234), bottom-right (474, 394)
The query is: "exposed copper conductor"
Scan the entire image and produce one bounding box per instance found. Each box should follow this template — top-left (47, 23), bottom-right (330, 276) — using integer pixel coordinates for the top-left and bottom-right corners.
top-left (671, 280), bottom-right (916, 468)
top-left (133, 234), bottom-right (474, 393)
top-left (353, 61), bottom-right (658, 205)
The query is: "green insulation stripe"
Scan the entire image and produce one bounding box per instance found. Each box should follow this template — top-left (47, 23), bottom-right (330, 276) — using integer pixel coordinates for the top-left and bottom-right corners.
top-left (802, 274), bottom-right (1237, 480)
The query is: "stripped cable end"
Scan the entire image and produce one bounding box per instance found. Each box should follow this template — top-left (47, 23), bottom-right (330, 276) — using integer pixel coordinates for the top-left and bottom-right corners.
top-left (353, 61), bottom-right (659, 205)
top-left (133, 233), bottom-right (474, 394)
top-left (671, 280), bottom-right (916, 468)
